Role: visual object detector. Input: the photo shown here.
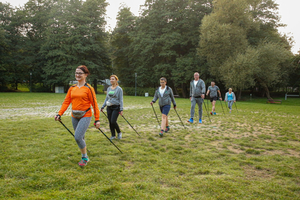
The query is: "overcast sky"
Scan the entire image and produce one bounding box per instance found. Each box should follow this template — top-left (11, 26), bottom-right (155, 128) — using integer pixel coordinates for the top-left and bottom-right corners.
top-left (5, 0), bottom-right (300, 54)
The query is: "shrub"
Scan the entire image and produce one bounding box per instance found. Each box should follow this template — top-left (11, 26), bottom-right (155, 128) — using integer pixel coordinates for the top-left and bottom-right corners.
top-left (122, 87), bottom-right (156, 96)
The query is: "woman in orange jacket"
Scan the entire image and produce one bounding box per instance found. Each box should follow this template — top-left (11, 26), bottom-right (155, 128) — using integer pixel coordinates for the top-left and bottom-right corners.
top-left (55, 65), bottom-right (100, 167)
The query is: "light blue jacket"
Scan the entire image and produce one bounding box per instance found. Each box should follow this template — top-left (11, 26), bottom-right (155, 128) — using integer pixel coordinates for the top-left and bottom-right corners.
top-left (225, 92), bottom-right (236, 101)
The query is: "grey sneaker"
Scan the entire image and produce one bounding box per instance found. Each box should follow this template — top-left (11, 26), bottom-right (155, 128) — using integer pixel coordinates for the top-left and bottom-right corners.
top-left (117, 132), bottom-right (122, 139)
top-left (110, 136), bottom-right (116, 140)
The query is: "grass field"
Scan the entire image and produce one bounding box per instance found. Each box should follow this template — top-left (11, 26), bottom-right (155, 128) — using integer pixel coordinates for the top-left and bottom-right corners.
top-left (0, 93), bottom-right (300, 199)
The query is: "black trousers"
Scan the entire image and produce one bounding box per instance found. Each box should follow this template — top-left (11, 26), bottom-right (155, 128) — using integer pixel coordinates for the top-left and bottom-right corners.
top-left (107, 105), bottom-right (121, 137)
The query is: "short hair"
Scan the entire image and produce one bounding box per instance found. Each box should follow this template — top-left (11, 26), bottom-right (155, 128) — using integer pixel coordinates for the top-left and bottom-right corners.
top-left (160, 77), bottom-right (167, 82)
top-left (229, 88), bottom-right (232, 90)
top-left (194, 72), bottom-right (200, 75)
top-left (77, 65), bottom-right (90, 75)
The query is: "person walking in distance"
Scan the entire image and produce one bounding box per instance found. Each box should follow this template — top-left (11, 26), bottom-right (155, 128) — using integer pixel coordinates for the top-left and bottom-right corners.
top-left (150, 77), bottom-right (176, 137)
top-left (187, 72), bottom-right (206, 124)
top-left (224, 88), bottom-right (236, 113)
top-left (101, 75), bottom-right (124, 140)
top-left (55, 65), bottom-right (100, 167)
top-left (206, 81), bottom-right (222, 115)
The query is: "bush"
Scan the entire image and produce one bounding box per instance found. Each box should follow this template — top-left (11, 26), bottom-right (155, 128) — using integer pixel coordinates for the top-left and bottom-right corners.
top-left (30, 83), bottom-right (50, 92)
top-left (122, 87), bottom-right (156, 96)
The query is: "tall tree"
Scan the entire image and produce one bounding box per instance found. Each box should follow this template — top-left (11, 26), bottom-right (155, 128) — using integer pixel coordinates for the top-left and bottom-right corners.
top-left (199, 0), bottom-right (293, 99)
top-left (113, 0), bottom-right (212, 97)
top-left (111, 6), bottom-right (136, 86)
top-left (40, 0), bottom-right (111, 92)
top-left (0, 2), bottom-right (27, 90)
top-left (19, 0), bottom-right (54, 88)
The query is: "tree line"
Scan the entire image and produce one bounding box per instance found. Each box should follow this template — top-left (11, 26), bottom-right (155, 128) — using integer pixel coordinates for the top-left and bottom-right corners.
top-left (1, 0), bottom-right (299, 98)
top-left (0, 0), bottom-right (111, 92)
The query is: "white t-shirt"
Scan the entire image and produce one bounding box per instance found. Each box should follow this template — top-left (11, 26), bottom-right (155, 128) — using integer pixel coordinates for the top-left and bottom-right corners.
top-left (159, 86), bottom-right (166, 97)
top-left (194, 80), bottom-right (199, 87)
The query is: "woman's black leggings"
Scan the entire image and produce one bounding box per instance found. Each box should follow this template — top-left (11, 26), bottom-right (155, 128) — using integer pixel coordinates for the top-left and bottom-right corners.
top-left (107, 105), bottom-right (121, 137)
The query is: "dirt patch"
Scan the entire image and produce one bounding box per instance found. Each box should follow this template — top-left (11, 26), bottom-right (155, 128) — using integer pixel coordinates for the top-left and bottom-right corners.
top-left (243, 166), bottom-right (274, 180)
top-left (262, 149), bottom-right (300, 158)
top-left (227, 145), bottom-right (244, 154)
top-left (0, 105), bottom-right (67, 119)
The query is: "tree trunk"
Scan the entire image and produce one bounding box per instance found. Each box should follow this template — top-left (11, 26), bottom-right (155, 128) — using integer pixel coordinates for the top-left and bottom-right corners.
top-left (181, 83), bottom-right (187, 98)
top-left (15, 82), bottom-right (18, 90)
top-left (261, 83), bottom-right (272, 99)
top-left (52, 84), bottom-right (55, 93)
top-left (93, 79), bottom-right (98, 94)
top-left (237, 89), bottom-right (242, 100)
top-left (173, 85), bottom-right (179, 96)
top-left (256, 77), bottom-right (272, 99)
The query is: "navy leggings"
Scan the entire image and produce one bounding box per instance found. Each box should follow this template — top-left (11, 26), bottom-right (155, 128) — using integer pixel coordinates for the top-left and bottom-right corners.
top-left (107, 105), bottom-right (121, 137)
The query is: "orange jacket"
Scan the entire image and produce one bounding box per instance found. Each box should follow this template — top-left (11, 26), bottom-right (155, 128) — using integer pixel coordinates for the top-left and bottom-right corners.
top-left (58, 83), bottom-right (100, 121)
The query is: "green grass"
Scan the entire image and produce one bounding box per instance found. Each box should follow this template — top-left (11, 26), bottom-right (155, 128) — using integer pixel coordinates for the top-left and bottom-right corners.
top-left (0, 93), bottom-right (300, 199)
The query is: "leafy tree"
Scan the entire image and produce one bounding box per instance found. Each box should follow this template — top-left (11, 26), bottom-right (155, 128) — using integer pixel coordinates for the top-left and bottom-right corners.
top-left (0, 2), bottom-right (27, 90)
top-left (19, 0), bottom-right (54, 88)
top-left (113, 0), bottom-right (212, 97)
top-left (199, 0), bottom-right (293, 99)
top-left (111, 6), bottom-right (136, 86)
top-left (40, 0), bottom-right (111, 92)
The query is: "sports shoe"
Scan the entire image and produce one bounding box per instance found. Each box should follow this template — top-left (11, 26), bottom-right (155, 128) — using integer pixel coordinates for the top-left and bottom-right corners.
top-left (117, 132), bottom-right (122, 139)
top-left (159, 130), bottom-right (164, 137)
top-left (199, 119), bottom-right (202, 124)
top-left (210, 112), bottom-right (213, 115)
top-left (187, 118), bottom-right (194, 123)
top-left (165, 126), bottom-right (170, 133)
top-left (110, 136), bottom-right (116, 140)
top-left (214, 112), bottom-right (216, 115)
top-left (78, 157), bottom-right (89, 167)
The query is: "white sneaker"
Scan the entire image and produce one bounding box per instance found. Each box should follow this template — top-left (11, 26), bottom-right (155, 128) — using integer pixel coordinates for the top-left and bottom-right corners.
top-left (110, 136), bottom-right (116, 140)
top-left (118, 132), bottom-right (122, 139)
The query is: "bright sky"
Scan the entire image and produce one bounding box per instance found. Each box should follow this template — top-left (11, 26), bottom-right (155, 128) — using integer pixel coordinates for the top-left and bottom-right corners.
top-left (5, 0), bottom-right (300, 54)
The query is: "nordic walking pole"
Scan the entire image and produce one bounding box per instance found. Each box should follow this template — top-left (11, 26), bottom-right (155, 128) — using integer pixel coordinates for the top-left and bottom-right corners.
top-left (219, 99), bottom-right (225, 115)
top-left (207, 99), bottom-right (210, 113)
top-left (120, 113), bottom-right (140, 136)
top-left (224, 100), bottom-right (229, 111)
top-left (97, 128), bottom-right (123, 154)
top-left (58, 120), bottom-right (91, 153)
top-left (151, 104), bottom-right (160, 126)
top-left (101, 110), bottom-right (109, 120)
top-left (174, 108), bottom-right (187, 129)
top-left (234, 102), bottom-right (238, 113)
top-left (203, 99), bottom-right (212, 123)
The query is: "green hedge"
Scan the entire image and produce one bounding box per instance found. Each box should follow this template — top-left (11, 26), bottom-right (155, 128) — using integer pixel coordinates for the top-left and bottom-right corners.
top-left (122, 87), bottom-right (156, 96)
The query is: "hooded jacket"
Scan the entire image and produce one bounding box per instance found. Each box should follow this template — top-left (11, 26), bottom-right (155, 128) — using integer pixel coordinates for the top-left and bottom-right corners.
top-left (152, 86), bottom-right (176, 107)
top-left (190, 79), bottom-right (206, 97)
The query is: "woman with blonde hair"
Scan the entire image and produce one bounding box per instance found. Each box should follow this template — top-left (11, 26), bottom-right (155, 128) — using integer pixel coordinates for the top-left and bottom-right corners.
top-left (101, 75), bottom-right (124, 140)
top-left (224, 88), bottom-right (236, 113)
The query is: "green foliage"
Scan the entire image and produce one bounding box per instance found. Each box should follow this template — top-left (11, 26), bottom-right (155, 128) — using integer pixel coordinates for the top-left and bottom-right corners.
top-left (0, 0), bottom-right (111, 91)
top-left (111, 6), bottom-right (136, 86)
top-left (122, 87), bottom-right (156, 96)
top-left (40, 0), bottom-right (111, 87)
top-left (112, 0), bottom-right (213, 97)
top-left (199, 0), bottom-right (293, 99)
